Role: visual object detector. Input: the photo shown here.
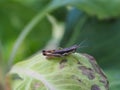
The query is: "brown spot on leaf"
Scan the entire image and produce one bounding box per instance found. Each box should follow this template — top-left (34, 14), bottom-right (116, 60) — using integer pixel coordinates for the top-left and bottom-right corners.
top-left (100, 79), bottom-right (106, 84)
top-left (59, 59), bottom-right (67, 69)
top-left (83, 54), bottom-right (109, 90)
top-left (0, 84), bottom-right (4, 90)
top-left (91, 84), bottom-right (100, 90)
top-left (78, 66), bottom-right (95, 80)
top-left (72, 75), bottom-right (82, 83)
top-left (60, 59), bottom-right (67, 64)
top-left (77, 61), bottom-right (82, 65)
top-left (99, 79), bottom-right (109, 90)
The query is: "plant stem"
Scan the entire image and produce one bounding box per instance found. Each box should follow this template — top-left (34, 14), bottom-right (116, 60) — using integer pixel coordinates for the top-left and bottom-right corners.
top-left (8, 7), bottom-right (50, 69)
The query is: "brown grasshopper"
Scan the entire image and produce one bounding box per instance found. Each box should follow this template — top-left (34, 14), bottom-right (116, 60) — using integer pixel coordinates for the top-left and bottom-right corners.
top-left (42, 45), bottom-right (80, 58)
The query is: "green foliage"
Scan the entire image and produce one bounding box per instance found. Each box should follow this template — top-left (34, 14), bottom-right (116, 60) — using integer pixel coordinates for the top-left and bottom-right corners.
top-left (106, 70), bottom-right (120, 90)
top-left (8, 53), bottom-right (108, 90)
top-left (0, 1), bottom-right (52, 66)
top-left (0, 0), bottom-right (120, 90)
top-left (49, 0), bottom-right (120, 19)
top-left (60, 8), bottom-right (120, 90)
top-left (61, 9), bottom-right (120, 68)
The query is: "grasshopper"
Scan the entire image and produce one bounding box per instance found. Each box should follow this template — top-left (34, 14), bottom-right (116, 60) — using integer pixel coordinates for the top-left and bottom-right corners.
top-left (42, 45), bottom-right (80, 57)
top-left (42, 40), bottom-right (87, 58)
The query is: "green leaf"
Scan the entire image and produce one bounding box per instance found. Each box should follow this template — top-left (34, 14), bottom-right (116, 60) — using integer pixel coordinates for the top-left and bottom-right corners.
top-left (60, 8), bottom-right (88, 47)
top-left (60, 8), bottom-right (120, 69)
top-left (106, 70), bottom-right (120, 90)
top-left (60, 8), bottom-right (120, 90)
top-left (8, 53), bottom-right (109, 90)
top-left (50, 7), bottom-right (68, 21)
top-left (7, 0), bottom-right (120, 66)
top-left (8, 0), bottom-right (57, 67)
top-left (14, 0), bottom-right (51, 11)
top-left (0, 2), bottom-right (52, 66)
top-left (50, 0), bottom-right (120, 19)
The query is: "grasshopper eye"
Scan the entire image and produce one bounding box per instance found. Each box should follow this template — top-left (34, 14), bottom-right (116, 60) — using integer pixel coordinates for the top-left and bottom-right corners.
top-left (42, 51), bottom-right (47, 55)
top-left (42, 50), bottom-right (46, 52)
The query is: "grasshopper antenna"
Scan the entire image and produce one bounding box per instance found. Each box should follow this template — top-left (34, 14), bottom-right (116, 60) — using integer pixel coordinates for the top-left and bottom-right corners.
top-left (77, 39), bottom-right (88, 49)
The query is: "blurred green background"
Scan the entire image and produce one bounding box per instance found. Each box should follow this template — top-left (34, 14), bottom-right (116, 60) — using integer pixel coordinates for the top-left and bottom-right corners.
top-left (0, 0), bottom-right (120, 90)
